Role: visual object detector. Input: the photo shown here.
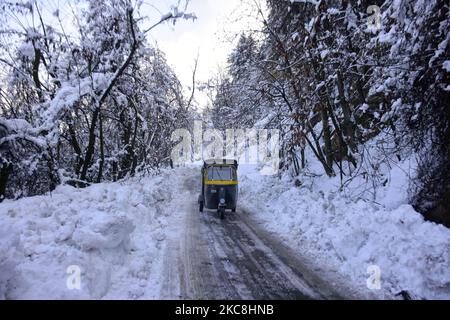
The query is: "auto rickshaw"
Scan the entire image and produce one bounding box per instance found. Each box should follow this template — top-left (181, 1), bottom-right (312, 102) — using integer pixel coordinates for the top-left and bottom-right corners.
top-left (198, 159), bottom-right (238, 219)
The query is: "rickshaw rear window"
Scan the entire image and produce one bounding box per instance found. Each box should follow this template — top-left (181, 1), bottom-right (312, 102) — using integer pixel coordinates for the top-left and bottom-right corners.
top-left (207, 166), bottom-right (233, 180)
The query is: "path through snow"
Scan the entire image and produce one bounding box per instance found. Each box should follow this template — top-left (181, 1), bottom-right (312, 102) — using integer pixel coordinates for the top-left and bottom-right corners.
top-left (1, 165), bottom-right (449, 299)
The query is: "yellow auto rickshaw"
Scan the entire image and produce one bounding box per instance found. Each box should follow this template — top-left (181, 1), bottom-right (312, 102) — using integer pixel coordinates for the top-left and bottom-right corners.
top-left (198, 159), bottom-right (238, 219)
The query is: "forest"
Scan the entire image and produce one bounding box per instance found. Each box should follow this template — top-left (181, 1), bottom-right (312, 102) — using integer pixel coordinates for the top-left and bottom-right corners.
top-left (1, 0), bottom-right (449, 228)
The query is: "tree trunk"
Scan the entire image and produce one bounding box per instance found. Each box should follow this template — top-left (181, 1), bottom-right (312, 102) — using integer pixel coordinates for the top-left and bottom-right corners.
top-left (79, 105), bottom-right (100, 182)
top-left (0, 162), bottom-right (12, 202)
top-left (336, 71), bottom-right (356, 151)
top-left (96, 110), bottom-right (105, 183)
top-left (321, 103), bottom-right (333, 170)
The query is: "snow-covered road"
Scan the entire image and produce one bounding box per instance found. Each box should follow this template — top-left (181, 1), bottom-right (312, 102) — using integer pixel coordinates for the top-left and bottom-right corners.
top-left (159, 172), bottom-right (342, 299)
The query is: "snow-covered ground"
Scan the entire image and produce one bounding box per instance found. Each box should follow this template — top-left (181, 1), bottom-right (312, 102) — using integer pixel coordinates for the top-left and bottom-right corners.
top-left (0, 168), bottom-right (194, 299)
top-left (238, 161), bottom-right (450, 300)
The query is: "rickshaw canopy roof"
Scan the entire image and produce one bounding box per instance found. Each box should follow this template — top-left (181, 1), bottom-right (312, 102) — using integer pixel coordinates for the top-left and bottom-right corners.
top-left (203, 159), bottom-right (238, 168)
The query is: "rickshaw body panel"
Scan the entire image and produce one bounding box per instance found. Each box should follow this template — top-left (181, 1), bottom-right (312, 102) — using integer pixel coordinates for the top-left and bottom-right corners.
top-left (199, 159), bottom-right (239, 212)
top-left (203, 184), bottom-right (238, 210)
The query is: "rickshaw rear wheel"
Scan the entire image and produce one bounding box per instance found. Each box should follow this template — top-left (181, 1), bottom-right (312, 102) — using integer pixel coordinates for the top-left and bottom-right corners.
top-left (199, 201), bottom-right (204, 212)
top-left (232, 208), bottom-right (236, 213)
top-left (219, 208), bottom-right (225, 220)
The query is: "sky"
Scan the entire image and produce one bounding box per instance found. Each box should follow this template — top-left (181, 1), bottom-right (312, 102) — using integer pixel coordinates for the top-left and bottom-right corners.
top-left (2, 0), bottom-right (263, 109)
top-left (140, 0), bottom-right (262, 108)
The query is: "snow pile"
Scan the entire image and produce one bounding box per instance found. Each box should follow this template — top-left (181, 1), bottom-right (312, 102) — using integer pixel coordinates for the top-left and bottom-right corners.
top-left (0, 169), bottom-right (183, 299)
top-left (0, 225), bottom-right (21, 298)
top-left (2, 162), bottom-right (448, 300)
top-left (238, 164), bottom-right (450, 300)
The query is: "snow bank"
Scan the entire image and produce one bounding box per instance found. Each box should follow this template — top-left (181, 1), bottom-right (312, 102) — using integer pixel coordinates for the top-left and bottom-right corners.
top-left (2, 162), bottom-right (448, 300)
top-left (0, 169), bottom-right (183, 299)
top-left (238, 164), bottom-right (450, 299)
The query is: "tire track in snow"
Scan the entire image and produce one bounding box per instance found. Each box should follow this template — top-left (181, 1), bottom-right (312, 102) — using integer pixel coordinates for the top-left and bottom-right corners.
top-left (159, 168), bottom-right (343, 299)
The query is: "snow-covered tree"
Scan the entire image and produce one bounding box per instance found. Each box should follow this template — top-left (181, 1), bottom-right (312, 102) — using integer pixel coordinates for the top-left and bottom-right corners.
top-left (0, 0), bottom-right (194, 198)
top-left (210, 0), bottom-right (449, 225)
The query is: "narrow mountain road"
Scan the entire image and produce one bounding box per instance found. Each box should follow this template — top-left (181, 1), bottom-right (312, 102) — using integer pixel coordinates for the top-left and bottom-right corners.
top-left (159, 169), bottom-right (343, 300)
